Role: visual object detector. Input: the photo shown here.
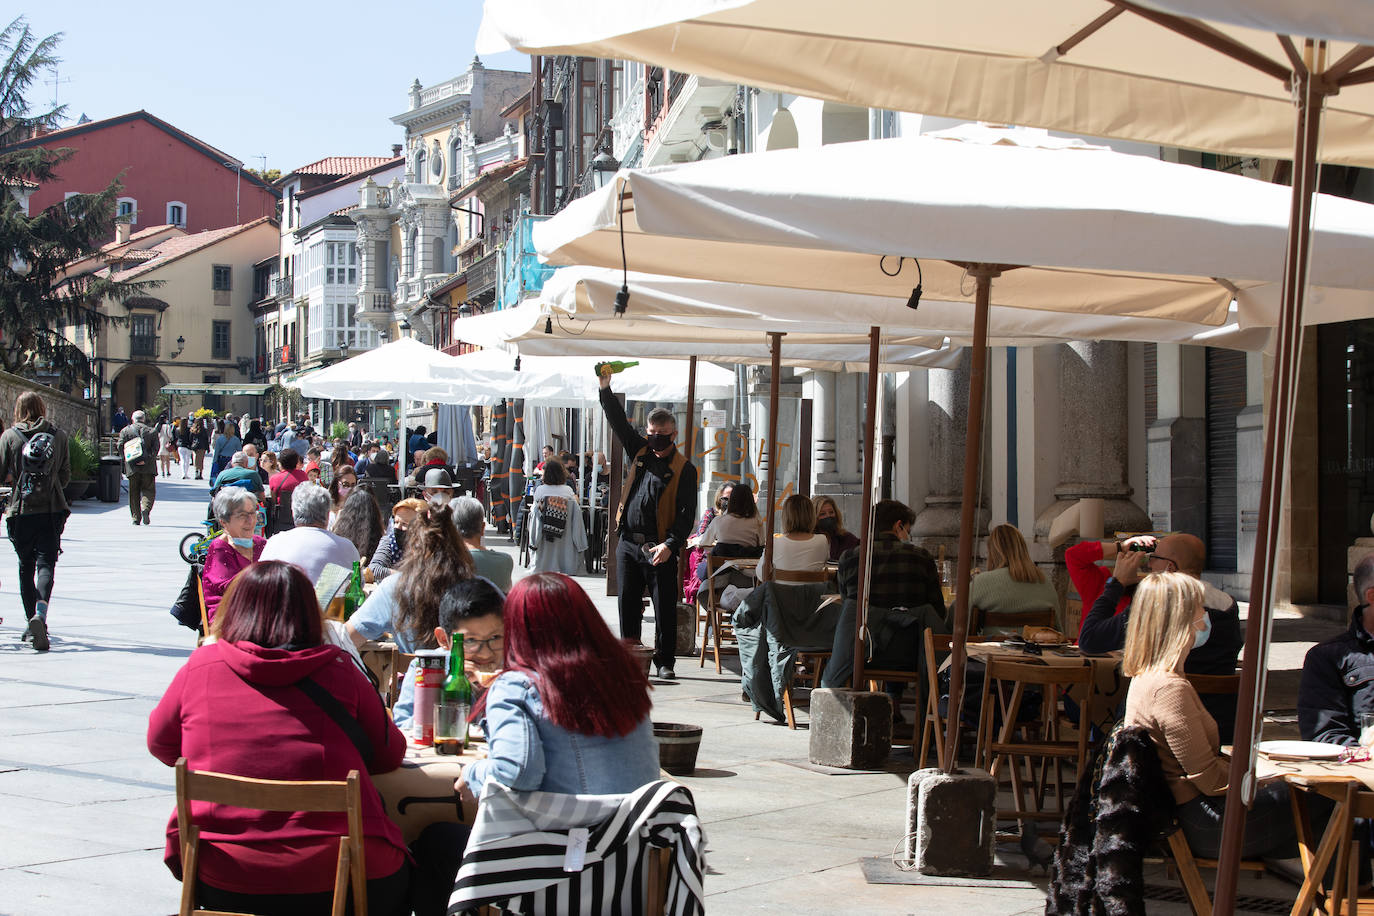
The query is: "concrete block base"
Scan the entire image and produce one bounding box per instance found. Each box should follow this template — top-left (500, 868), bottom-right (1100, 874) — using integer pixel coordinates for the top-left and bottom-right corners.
top-left (906, 767), bottom-right (995, 876)
top-left (808, 688), bottom-right (892, 769)
top-left (676, 604), bottom-right (697, 656)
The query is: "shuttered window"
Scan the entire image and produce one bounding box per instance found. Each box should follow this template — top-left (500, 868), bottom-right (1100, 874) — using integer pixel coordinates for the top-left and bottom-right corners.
top-left (1205, 348), bottom-right (1247, 571)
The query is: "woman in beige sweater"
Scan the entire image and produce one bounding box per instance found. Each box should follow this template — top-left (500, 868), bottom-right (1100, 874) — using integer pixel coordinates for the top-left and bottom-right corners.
top-left (1123, 572), bottom-right (1294, 859)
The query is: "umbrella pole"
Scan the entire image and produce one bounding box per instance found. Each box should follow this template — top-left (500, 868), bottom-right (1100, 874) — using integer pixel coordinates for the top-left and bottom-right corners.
top-left (762, 335), bottom-right (783, 579)
top-left (851, 327), bottom-right (881, 687)
top-left (680, 356), bottom-right (698, 589)
top-left (1213, 59), bottom-right (1327, 912)
top-left (942, 267), bottom-right (998, 772)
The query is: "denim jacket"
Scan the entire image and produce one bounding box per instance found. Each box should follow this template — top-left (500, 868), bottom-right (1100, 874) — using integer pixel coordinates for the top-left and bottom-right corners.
top-left (1299, 606), bottom-right (1374, 747)
top-left (465, 671), bottom-right (659, 798)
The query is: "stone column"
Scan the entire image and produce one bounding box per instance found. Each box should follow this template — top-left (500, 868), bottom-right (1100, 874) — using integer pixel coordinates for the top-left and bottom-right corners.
top-left (1035, 341), bottom-right (1149, 541)
top-left (813, 370), bottom-right (837, 475)
top-left (913, 350), bottom-right (990, 552)
top-left (1146, 343), bottom-right (1206, 536)
top-left (815, 371), bottom-right (866, 531)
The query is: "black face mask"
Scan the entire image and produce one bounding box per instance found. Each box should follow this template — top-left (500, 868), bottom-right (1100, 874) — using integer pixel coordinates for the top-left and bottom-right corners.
top-left (645, 433), bottom-right (674, 452)
top-left (816, 517), bottom-right (838, 534)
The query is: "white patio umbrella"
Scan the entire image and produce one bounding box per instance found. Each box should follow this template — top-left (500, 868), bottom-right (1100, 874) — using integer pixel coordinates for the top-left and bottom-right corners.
top-left (534, 265), bottom-right (1276, 352)
top-left (479, 0), bottom-right (1374, 166)
top-left (536, 133), bottom-right (1374, 326)
top-left (293, 337), bottom-right (479, 486)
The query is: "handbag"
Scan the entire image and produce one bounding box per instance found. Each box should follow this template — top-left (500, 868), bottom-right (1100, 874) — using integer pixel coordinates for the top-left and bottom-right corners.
top-left (169, 563), bottom-right (205, 632)
top-left (538, 495), bottom-right (569, 542)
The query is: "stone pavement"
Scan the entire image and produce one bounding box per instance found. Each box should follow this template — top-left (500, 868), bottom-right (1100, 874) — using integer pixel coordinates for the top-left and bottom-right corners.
top-left (0, 478), bottom-right (1342, 914)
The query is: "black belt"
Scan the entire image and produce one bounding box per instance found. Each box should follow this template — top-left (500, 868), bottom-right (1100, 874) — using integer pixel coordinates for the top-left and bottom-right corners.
top-left (626, 532), bottom-right (656, 545)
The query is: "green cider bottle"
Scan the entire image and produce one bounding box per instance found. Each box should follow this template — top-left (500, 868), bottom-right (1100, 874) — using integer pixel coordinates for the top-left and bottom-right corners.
top-left (343, 561), bottom-right (366, 619)
top-left (594, 360), bottom-right (640, 378)
top-left (437, 635), bottom-right (474, 753)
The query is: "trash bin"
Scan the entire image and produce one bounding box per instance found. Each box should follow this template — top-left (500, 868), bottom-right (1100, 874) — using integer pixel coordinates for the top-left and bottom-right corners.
top-left (98, 456), bottom-right (122, 503)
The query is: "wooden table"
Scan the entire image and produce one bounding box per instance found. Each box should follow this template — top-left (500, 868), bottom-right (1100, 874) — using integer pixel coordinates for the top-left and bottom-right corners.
top-left (1266, 755), bottom-right (1374, 916)
top-left (374, 742), bottom-right (484, 842)
top-left (963, 642), bottom-right (1126, 729)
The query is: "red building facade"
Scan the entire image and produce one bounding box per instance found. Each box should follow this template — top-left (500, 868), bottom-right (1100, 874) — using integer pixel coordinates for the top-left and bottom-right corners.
top-left (6, 111), bottom-right (278, 236)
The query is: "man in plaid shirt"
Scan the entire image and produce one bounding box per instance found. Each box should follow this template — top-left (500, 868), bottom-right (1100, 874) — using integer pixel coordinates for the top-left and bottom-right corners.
top-left (829, 499), bottom-right (948, 720)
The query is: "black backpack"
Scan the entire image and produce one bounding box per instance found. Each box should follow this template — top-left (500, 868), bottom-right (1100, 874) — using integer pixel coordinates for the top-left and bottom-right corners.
top-left (539, 494), bottom-right (570, 542)
top-left (17, 430), bottom-right (56, 500)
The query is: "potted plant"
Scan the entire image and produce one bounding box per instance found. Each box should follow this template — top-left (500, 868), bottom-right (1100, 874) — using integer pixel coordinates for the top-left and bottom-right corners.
top-left (65, 432), bottom-right (98, 501)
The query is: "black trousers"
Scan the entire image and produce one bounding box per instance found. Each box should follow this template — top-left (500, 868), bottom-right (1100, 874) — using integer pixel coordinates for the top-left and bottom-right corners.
top-left (616, 537), bottom-right (680, 668)
top-left (1177, 779), bottom-right (1298, 860)
top-left (6, 512), bottom-right (64, 621)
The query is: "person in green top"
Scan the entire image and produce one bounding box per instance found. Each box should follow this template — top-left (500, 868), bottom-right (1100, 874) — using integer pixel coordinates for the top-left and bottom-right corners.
top-left (969, 524), bottom-right (1062, 637)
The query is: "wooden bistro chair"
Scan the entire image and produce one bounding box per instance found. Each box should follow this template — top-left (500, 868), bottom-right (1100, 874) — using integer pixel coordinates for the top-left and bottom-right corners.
top-left (978, 657), bottom-right (1094, 824)
top-left (700, 555), bottom-right (747, 673)
top-left (917, 630), bottom-right (989, 767)
top-left (174, 757), bottom-right (367, 916)
top-left (770, 567), bottom-right (836, 730)
top-left (976, 607), bottom-right (1057, 633)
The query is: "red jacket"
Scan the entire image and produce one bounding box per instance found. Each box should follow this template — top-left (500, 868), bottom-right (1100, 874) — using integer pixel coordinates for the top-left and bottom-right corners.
top-left (148, 640), bottom-right (407, 894)
top-left (1065, 540), bottom-right (1132, 626)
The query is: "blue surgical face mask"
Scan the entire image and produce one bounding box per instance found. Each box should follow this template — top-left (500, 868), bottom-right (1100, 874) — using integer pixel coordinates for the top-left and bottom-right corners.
top-left (1193, 612), bottom-right (1212, 650)
top-left (231, 536), bottom-right (255, 549)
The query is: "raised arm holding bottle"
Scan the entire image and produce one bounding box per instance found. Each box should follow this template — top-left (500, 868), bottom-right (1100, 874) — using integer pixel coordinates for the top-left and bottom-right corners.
top-left (598, 364), bottom-right (697, 680)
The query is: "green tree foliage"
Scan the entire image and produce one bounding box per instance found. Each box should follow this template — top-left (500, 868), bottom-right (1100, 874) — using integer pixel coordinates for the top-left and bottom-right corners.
top-left (0, 17), bottom-right (151, 388)
top-left (247, 167), bottom-right (281, 183)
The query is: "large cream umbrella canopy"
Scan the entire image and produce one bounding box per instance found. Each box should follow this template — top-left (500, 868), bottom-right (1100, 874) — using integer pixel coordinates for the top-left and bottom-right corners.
top-left (535, 132), bottom-right (1374, 325)
top-left (479, 0), bottom-right (1374, 166)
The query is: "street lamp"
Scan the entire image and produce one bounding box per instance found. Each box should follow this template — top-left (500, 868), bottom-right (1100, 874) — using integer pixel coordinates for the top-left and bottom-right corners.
top-left (339, 338), bottom-right (351, 361)
top-left (170, 335), bottom-right (186, 359)
top-left (591, 149), bottom-right (619, 190)
top-left (399, 318), bottom-right (412, 339)
top-left (223, 161), bottom-right (242, 224)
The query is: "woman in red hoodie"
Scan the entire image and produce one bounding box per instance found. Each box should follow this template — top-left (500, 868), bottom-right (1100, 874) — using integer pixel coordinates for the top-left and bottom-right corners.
top-left (148, 561), bottom-right (410, 915)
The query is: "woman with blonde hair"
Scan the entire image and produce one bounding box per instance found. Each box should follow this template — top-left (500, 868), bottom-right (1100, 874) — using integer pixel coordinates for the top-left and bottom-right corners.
top-left (771, 494), bottom-right (830, 574)
top-left (812, 495), bottom-right (859, 561)
top-left (1123, 572), bottom-right (1294, 859)
top-left (969, 524), bottom-right (1060, 635)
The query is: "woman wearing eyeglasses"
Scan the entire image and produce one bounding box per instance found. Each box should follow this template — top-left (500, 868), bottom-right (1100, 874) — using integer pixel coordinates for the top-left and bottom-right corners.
top-left (202, 488), bottom-right (266, 625)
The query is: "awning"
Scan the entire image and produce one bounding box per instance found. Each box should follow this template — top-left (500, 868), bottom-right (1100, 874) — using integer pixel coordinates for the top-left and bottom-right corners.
top-left (160, 383), bottom-right (272, 397)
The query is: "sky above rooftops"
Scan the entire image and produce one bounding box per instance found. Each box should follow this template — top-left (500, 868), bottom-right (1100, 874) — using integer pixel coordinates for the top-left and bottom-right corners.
top-left (16, 0), bottom-right (528, 175)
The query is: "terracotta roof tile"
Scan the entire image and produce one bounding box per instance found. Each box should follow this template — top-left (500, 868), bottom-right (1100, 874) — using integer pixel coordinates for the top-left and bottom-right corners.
top-left (111, 217), bottom-right (275, 281)
top-left (289, 156), bottom-right (395, 179)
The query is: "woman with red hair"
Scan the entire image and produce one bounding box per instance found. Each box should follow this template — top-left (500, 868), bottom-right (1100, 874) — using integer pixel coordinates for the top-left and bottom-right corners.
top-left (459, 572), bottom-right (658, 800)
top-left (148, 561), bottom-right (411, 915)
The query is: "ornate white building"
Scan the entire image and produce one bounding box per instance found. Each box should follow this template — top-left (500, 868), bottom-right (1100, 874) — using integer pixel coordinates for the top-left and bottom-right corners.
top-left (353, 59), bottom-right (527, 344)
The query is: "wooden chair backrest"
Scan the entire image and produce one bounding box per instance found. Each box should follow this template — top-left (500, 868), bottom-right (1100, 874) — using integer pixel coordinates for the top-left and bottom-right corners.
top-left (923, 631), bottom-right (989, 697)
top-left (771, 567), bottom-right (832, 584)
top-left (985, 656), bottom-right (1094, 688)
top-left (175, 757), bottom-right (367, 916)
top-left (979, 607), bottom-right (1056, 632)
top-left (1184, 672), bottom-right (1241, 695)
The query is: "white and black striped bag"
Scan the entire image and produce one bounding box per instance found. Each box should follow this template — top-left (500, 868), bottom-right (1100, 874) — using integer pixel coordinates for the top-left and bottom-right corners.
top-left (449, 780), bottom-right (705, 916)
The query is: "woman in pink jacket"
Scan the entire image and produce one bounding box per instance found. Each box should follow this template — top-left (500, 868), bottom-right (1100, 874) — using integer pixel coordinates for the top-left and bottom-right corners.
top-left (148, 561), bottom-right (410, 915)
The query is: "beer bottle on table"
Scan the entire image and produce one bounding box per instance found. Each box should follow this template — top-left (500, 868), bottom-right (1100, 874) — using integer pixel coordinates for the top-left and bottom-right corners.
top-left (436, 635), bottom-right (474, 755)
top-left (344, 560), bottom-right (366, 619)
top-left (594, 360), bottom-right (640, 378)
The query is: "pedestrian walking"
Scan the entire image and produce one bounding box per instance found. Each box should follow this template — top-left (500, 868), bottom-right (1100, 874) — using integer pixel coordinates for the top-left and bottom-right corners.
top-left (190, 418), bottom-right (209, 480)
top-left (175, 418), bottom-right (194, 477)
top-left (156, 416), bottom-right (174, 477)
top-left (118, 409), bottom-right (160, 525)
top-left (0, 392), bottom-right (71, 652)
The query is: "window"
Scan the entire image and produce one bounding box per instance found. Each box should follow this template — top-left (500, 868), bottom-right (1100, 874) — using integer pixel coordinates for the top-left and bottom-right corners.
top-left (167, 201), bottom-right (187, 227)
top-left (211, 320), bottom-right (231, 359)
top-left (325, 241), bottom-right (357, 286)
top-left (130, 313), bottom-right (157, 358)
top-left (212, 265), bottom-right (232, 291)
top-left (117, 197), bottom-right (137, 223)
